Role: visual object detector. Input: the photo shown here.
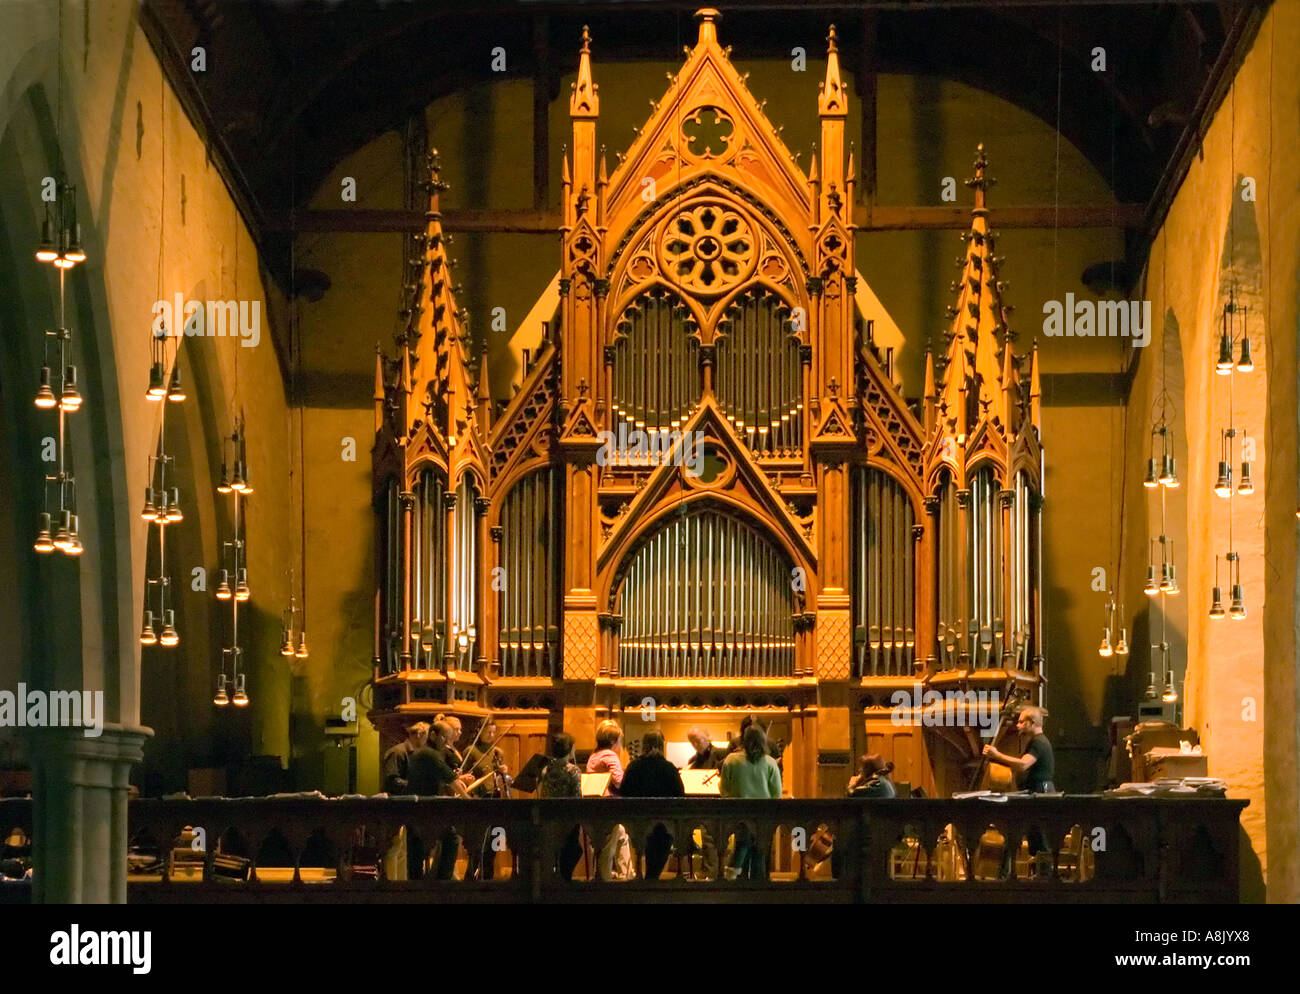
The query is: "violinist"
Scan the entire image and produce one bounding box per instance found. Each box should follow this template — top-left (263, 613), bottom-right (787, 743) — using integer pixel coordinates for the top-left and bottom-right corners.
top-left (686, 727), bottom-right (725, 770)
top-left (464, 720), bottom-right (511, 881)
top-left (420, 720), bottom-right (474, 880)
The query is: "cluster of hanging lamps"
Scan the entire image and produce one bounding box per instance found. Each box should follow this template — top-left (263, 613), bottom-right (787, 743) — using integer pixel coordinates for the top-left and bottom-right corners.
top-left (33, 183), bottom-right (87, 559)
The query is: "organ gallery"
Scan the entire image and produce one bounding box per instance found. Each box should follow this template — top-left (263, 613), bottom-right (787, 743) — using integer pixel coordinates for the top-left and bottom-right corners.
top-left (0, 0), bottom-right (1296, 911)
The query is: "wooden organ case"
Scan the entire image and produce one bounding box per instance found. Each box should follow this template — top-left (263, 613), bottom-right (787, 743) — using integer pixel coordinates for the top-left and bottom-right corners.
top-left (369, 9), bottom-right (1045, 798)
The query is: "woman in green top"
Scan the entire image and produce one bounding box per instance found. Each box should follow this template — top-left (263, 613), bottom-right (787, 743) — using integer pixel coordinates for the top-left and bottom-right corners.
top-left (720, 726), bottom-right (782, 879)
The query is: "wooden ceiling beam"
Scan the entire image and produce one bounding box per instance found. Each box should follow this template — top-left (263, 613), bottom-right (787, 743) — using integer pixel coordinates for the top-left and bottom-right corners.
top-left (270, 203), bottom-right (1144, 235)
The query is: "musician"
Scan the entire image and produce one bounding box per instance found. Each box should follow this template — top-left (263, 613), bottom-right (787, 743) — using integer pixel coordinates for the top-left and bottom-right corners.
top-left (464, 720), bottom-right (509, 881)
top-left (587, 719), bottom-right (625, 794)
top-left (847, 754), bottom-right (897, 798)
top-left (982, 705), bottom-right (1055, 793)
top-left (686, 727), bottom-right (725, 770)
top-left (720, 726), bottom-right (782, 880)
top-left (421, 720), bottom-right (474, 880)
top-left (620, 731), bottom-right (685, 880)
top-left (541, 733), bottom-right (584, 881)
top-left (383, 722), bottom-right (429, 794)
top-left (404, 724), bottom-right (463, 880)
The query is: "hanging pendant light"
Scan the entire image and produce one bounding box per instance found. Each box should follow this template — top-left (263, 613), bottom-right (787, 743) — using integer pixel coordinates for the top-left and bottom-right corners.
top-left (231, 461), bottom-right (248, 493)
top-left (1143, 564), bottom-right (1159, 596)
top-left (215, 568), bottom-right (232, 600)
top-left (1214, 461), bottom-right (1232, 497)
top-left (141, 487), bottom-right (158, 520)
top-left (1143, 457), bottom-right (1158, 488)
top-left (60, 365), bottom-right (82, 412)
top-left (1144, 672), bottom-right (1158, 700)
top-left (34, 366), bottom-right (57, 408)
top-left (232, 672), bottom-right (249, 707)
top-left (165, 487), bottom-right (183, 523)
top-left (139, 610), bottom-right (158, 645)
top-left (1209, 586), bottom-right (1225, 618)
top-left (1098, 629), bottom-right (1112, 657)
top-left (1159, 454), bottom-right (1178, 488)
top-left (1215, 329), bottom-right (1235, 373)
top-left (166, 364), bottom-right (186, 402)
top-left (1236, 334), bottom-right (1253, 372)
top-left (64, 222), bottom-right (86, 265)
top-left (216, 463), bottom-right (233, 494)
top-left (53, 509), bottom-right (73, 550)
top-left (235, 567), bottom-right (251, 601)
top-left (147, 361), bottom-right (167, 400)
top-left (36, 211), bottom-right (57, 262)
top-left (280, 627), bottom-right (294, 656)
top-left (1238, 461), bottom-right (1254, 496)
top-left (159, 609), bottom-right (180, 647)
top-left (1161, 669), bottom-right (1178, 703)
top-left (295, 631), bottom-right (310, 659)
top-left (65, 515), bottom-right (83, 556)
top-left (1229, 583), bottom-right (1246, 619)
top-left (34, 512), bottom-right (55, 553)
top-left (213, 674), bottom-right (229, 707)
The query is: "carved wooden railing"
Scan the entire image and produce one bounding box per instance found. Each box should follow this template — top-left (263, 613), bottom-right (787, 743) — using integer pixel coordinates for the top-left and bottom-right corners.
top-left (0, 796), bottom-right (1247, 903)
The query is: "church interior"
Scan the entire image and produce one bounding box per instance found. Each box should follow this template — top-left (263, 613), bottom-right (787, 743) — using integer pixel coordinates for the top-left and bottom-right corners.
top-left (0, 0), bottom-right (1296, 906)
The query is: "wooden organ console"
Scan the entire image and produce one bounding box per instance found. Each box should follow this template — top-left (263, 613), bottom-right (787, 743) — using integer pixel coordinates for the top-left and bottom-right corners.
top-left (369, 8), bottom-right (1044, 799)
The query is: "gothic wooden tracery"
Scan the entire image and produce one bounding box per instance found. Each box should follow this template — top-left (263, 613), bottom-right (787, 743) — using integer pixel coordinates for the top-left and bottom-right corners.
top-left (369, 8), bottom-right (1044, 797)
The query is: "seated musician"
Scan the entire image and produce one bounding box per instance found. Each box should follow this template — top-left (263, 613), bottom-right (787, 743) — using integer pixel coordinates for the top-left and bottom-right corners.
top-left (587, 719), bottom-right (625, 794)
top-left (847, 754), bottom-right (897, 798)
top-left (686, 727), bottom-right (725, 770)
top-left (541, 733), bottom-right (584, 881)
top-left (619, 731), bottom-right (685, 880)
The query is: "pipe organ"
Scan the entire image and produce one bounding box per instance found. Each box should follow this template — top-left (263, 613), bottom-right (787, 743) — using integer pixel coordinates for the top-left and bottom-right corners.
top-left (369, 9), bottom-right (1044, 797)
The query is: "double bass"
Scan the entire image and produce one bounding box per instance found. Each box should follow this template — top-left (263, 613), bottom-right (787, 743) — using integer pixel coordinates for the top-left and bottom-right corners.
top-left (967, 686), bottom-right (1025, 792)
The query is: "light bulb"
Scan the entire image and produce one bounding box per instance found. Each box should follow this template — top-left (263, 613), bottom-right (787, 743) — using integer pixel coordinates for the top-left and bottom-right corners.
top-left (1236, 336), bottom-right (1253, 372)
top-left (1143, 458), bottom-right (1158, 488)
top-left (1161, 671), bottom-right (1178, 703)
top-left (1214, 461), bottom-right (1232, 497)
top-left (60, 365), bottom-right (82, 412)
top-left (232, 672), bottom-right (249, 706)
top-left (295, 631), bottom-right (309, 659)
top-left (280, 627), bottom-right (294, 656)
top-left (1098, 630), bottom-right (1112, 657)
top-left (34, 367), bottom-right (57, 409)
top-left (214, 676), bottom-right (229, 707)
top-left (215, 569), bottom-right (232, 600)
top-left (1209, 586), bottom-right (1225, 619)
top-left (1115, 629), bottom-right (1129, 655)
top-left (1237, 462), bottom-right (1254, 496)
top-left (159, 610), bottom-right (179, 647)
top-left (147, 361), bottom-right (167, 400)
top-left (235, 568), bottom-right (250, 601)
top-left (139, 610), bottom-right (157, 645)
top-left (1229, 584), bottom-right (1246, 619)
top-left (34, 512), bottom-right (54, 553)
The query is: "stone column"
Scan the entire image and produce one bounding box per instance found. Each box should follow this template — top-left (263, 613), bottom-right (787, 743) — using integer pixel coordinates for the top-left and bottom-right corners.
top-left (28, 723), bottom-right (151, 904)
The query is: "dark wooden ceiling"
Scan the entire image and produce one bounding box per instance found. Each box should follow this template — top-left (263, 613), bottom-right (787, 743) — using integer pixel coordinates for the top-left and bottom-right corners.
top-left (139, 0), bottom-right (1266, 290)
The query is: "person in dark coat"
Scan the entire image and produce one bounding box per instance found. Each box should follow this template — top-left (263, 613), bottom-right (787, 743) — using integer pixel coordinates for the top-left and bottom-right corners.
top-left (619, 730), bottom-right (685, 880)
